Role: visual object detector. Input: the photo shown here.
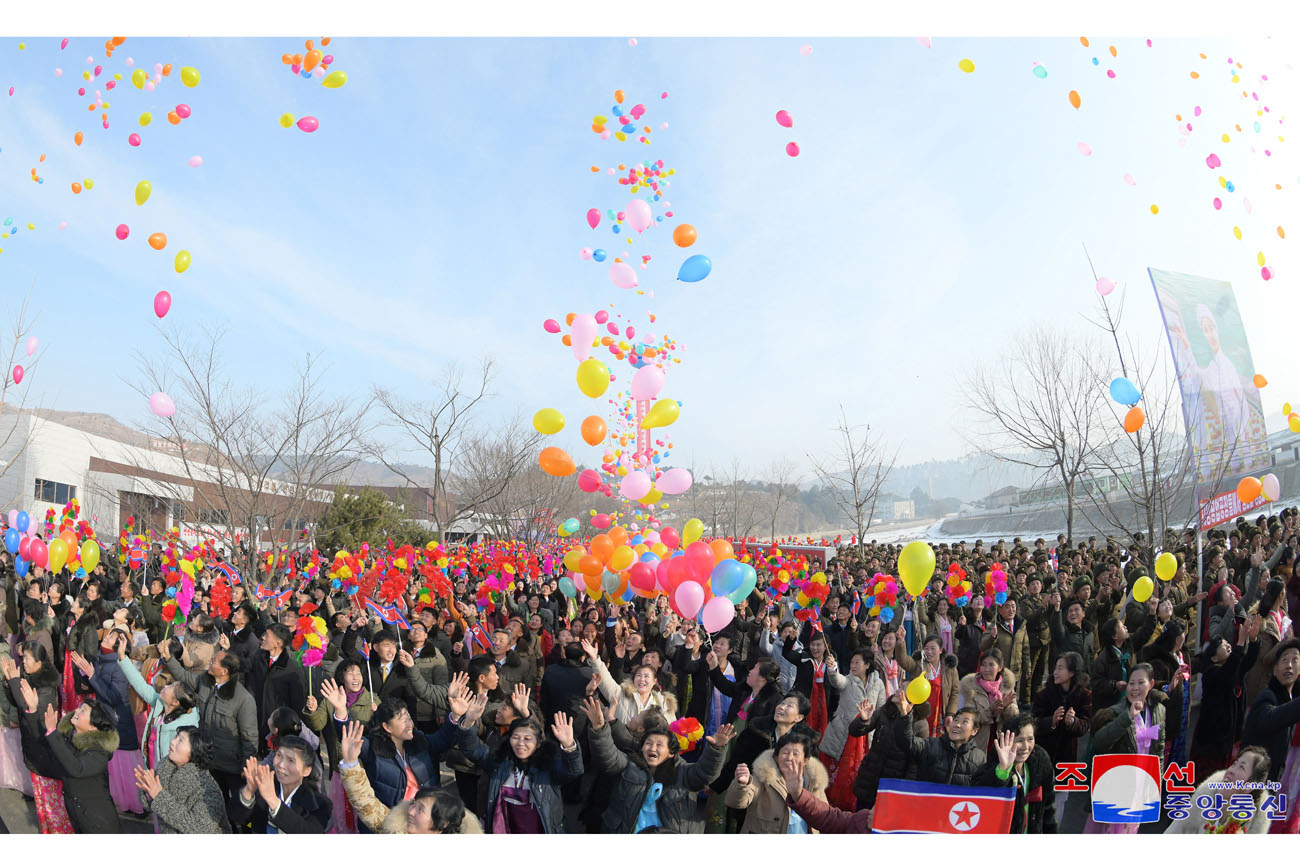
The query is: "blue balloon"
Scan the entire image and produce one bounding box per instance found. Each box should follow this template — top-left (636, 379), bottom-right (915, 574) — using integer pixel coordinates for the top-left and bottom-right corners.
top-left (639, 552), bottom-right (660, 564)
top-left (727, 563), bottom-right (758, 604)
top-left (15, 511), bottom-right (29, 532)
top-left (677, 254), bottom-right (712, 282)
top-left (558, 576), bottom-right (577, 598)
top-left (3, 528), bottom-right (18, 554)
top-left (710, 559), bottom-right (744, 596)
top-left (612, 225), bottom-right (621, 234)
top-left (1226, 181), bottom-right (1235, 193)
top-left (621, 124), bottom-right (636, 133)
top-left (15, 556), bottom-right (28, 577)
top-left (1109, 377), bottom-right (1141, 405)
top-left (593, 249), bottom-right (607, 262)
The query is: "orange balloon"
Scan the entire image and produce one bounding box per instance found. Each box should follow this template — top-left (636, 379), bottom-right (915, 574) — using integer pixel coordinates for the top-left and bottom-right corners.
top-left (561, 335), bottom-right (572, 346)
top-left (614, 89), bottom-right (625, 104)
top-left (581, 415), bottom-right (607, 446)
top-left (590, 533), bottom-right (614, 562)
top-left (1069, 90), bottom-right (1081, 109)
top-left (1122, 406), bottom-right (1145, 433)
top-left (709, 539), bottom-right (735, 562)
top-left (321, 37), bottom-right (331, 46)
top-left (565, 312), bottom-right (577, 325)
top-left (281, 53), bottom-right (293, 64)
top-left (148, 232), bottom-right (167, 251)
top-left (168, 111), bottom-right (181, 125)
top-left (162, 63), bottom-right (172, 76)
top-left (304, 50), bottom-right (322, 71)
top-left (608, 526), bottom-right (628, 547)
top-left (673, 223), bottom-right (697, 248)
top-left (112, 36), bottom-right (126, 46)
top-left (580, 556), bottom-right (604, 578)
top-left (71, 182), bottom-right (82, 194)
top-left (1252, 374), bottom-right (1268, 388)
top-left (305, 39), bottom-right (315, 51)
top-left (1236, 476), bottom-right (1262, 503)
top-left (74, 131), bottom-right (84, 146)
top-left (538, 446), bottom-right (576, 477)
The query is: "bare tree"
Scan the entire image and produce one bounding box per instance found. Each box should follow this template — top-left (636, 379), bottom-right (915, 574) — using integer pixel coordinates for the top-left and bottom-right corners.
top-left (0, 296), bottom-right (45, 504)
top-left (766, 457), bottom-right (802, 541)
top-left (716, 458), bottom-right (763, 541)
top-left (454, 413), bottom-right (549, 541)
top-left (963, 327), bottom-right (1107, 546)
top-left (807, 406), bottom-right (898, 557)
top-left (123, 325), bottom-right (370, 582)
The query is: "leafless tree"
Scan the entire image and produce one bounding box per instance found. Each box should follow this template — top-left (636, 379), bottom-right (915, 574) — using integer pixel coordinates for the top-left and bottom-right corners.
top-left (807, 406), bottom-right (898, 557)
top-left (716, 458), bottom-right (763, 541)
top-left (964, 327), bottom-right (1108, 546)
top-left (766, 457), bottom-right (802, 541)
top-left (0, 295), bottom-right (45, 505)
top-left (454, 413), bottom-right (550, 541)
top-left (122, 325), bottom-right (370, 582)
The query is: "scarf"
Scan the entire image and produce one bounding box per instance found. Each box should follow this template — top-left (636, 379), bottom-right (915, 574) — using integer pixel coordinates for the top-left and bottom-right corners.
top-left (1134, 707), bottom-right (1158, 753)
top-left (882, 658), bottom-right (900, 697)
top-left (978, 675), bottom-right (1003, 706)
top-left (344, 688), bottom-right (363, 708)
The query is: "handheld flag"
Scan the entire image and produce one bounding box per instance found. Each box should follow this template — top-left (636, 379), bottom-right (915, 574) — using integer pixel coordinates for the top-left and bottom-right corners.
top-left (871, 779), bottom-right (1015, 834)
top-left (364, 598), bottom-right (411, 631)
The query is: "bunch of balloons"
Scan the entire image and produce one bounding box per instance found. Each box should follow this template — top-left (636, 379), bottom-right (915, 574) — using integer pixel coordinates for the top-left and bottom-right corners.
top-left (864, 572), bottom-right (900, 623)
top-left (1109, 377), bottom-right (1145, 433)
top-left (944, 563), bottom-right (973, 607)
top-left (1236, 473), bottom-right (1281, 504)
top-left (984, 563), bottom-right (1009, 607)
top-left (591, 89), bottom-right (655, 144)
top-left (278, 37), bottom-right (346, 87)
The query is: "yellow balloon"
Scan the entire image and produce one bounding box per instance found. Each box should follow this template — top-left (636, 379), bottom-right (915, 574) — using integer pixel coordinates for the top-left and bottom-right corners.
top-left (1133, 576), bottom-right (1154, 603)
top-left (563, 547), bottom-right (586, 573)
top-left (576, 359), bottom-right (610, 398)
top-left (48, 538), bottom-right (68, 573)
top-left (1154, 552), bottom-right (1177, 581)
top-left (642, 398), bottom-right (680, 429)
top-left (139, 112), bottom-right (152, 127)
top-left (683, 517), bottom-right (704, 546)
top-left (897, 540), bottom-right (936, 596)
top-left (180, 66), bottom-right (200, 87)
top-left (905, 675), bottom-right (932, 705)
top-left (279, 113), bottom-right (295, 129)
top-left (131, 68), bottom-right (147, 89)
top-left (80, 540), bottom-right (101, 573)
top-left (1284, 402), bottom-right (1293, 416)
top-left (174, 250), bottom-right (192, 274)
top-left (322, 69), bottom-right (348, 89)
top-left (639, 488), bottom-right (663, 506)
top-left (135, 180), bottom-right (152, 205)
top-left (651, 542), bottom-right (669, 559)
top-left (609, 545), bottom-right (635, 572)
top-left (533, 408), bottom-right (565, 435)
top-left (1291, 414), bottom-right (1300, 434)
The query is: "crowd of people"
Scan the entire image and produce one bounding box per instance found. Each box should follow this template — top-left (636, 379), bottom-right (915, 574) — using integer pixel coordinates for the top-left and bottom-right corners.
top-left (0, 508), bottom-right (1298, 836)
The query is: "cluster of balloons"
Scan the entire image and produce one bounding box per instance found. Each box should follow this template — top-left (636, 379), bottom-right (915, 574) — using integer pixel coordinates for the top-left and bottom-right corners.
top-left (278, 38), bottom-right (345, 87)
top-left (544, 308), bottom-right (682, 371)
top-left (1284, 401), bottom-right (1300, 434)
top-left (1109, 376), bottom-right (1145, 433)
top-left (3, 509), bottom-right (100, 581)
top-left (1236, 473), bottom-right (1281, 505)
top-left (591, 89), bottom-right (655, 144)
top-left (863, 572), bottom-right (899, 622)
top-left (280, 114), bottom-right (320, 133)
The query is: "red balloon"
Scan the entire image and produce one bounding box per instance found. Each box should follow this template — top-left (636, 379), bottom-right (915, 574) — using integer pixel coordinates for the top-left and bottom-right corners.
top-left (685, 541), bottom-right (716, 583)
top-left (29, 539), bottom-right (48, 568)
top-left (18, 536), bottom-right (31, 559)
top-left (660, 527), bottom-right (680, 550)
top-left (655, 558), bottom-right (671, 592)
top-left (666, 556), bottom-right (691, 593)
top-left (628, 562), bottom-right (656, 592)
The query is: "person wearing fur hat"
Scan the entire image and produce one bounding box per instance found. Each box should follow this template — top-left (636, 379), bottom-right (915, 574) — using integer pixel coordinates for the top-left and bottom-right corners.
top-left (14, 682), bottom-right (121, 834)
top-left (726, 728), bottom-right (827, 833)
top-left (1084, 663), bottom-right (1166, 833)
top-left (1164, 746), bottom-right (1273, 834)
top-left (981, 597), bottom-right (1029, 704)
top-left (957, 648), bottom-right (1019, 753)
top-left (458, 711), bottom-right (583, 833)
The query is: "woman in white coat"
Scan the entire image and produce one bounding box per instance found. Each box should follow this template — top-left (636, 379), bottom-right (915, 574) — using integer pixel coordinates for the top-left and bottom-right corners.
top-left (817, 647), bottom-right (884, 810)
top-left (583, 639), bottom-right (677, 725)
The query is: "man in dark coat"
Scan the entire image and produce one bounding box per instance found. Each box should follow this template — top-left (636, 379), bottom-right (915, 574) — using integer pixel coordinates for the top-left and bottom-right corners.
top-left (1239, 638), bottom-right (1300, 782)
top-left (894, 706), bottom-right (1010, 787)
top-left (244, 623), bottom-right (307, 752)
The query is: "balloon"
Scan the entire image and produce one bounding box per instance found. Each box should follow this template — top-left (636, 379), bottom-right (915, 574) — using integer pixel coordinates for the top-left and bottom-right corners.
top-left (153, 291), bottom-right (171, 318)
top-left (609, 545), bottom-right (635, 572)
top-left (539, 446), bottom-right (576, 477)
top-left (25, 337), bottom-right (36, 356)
top-left (129, 133), bottom-right (141, 147)
top-left (1096, 277), bottom-right (1116, 296)
top-left (3, 528), bottom-right (18, 555)
top-left (29, 539), bottom-right (47, 569)
top-left (775, 109), bottom-right (793, 128)
top-left (1068, 89), bottom-right (1081, 109)
top-left (677, 254), bottom-right (712, 282)
top-left (898, 540), bottom-right (936, 596)
top-left (280, 113), bottom-right (295, 128)
top-left (684, 541), bottom-right (716, 583)
top-left (656, 467), bottom-right (692, 495)
top-left (322, 70), bottom-right (348, 88)
top-left (11, 366), bottom-right (23, 385)
top-left (1132, 576), bottom-right (1154, 603)
top-left (296, 116), bottom-right (319, 133)
top-left (576, 359), bottom-right (610, 398)
top-left (533, 408), bottom-right (565, 435)
top-left (570, 314), bottom-right (597, 361)
top-left (591, 513), bottom-right (612, 530)
top-left (905, 676), bottom-right (932, 705)
top-left (586, 208), bottom-right (601, 229)
top-left (602, 571), bottom-right (620, 593)
top-left (132, 68), bottom-right (147, 89)
top-left (709, 559), bottom-right (743, 596)
top-left (1261, 473), bottom-right (1281, 502)
top-left (709, 539), bottom-right (735, 562)
top-left (13, 557), bottom-right (28, 577)
top-left (580, 415), bottom-right (607, 446)
top-left (563, 547), bottom-right (586, 573)
top-left (146, 232), bottom-right (168, 251)
top-left (135, 180), bottom-right (151, 205)
top-left (1122, 406), bottom-right (1145, 433)
top-left (1253, 374), bottom-right (1268, 388)
top-left (701, 596), bottom-right (735, 633)
top-left (642, 398), bottom-right (680, 430)
top-left (6, 509), bottom-right (16, 529)
top-left (630, 365), bottom-right (665, 401)
top-left (727, 563), bottom-right (758, 604)
top-left (660, 526), bottom-right (681, 550)
top-left (785, 142), bottom-right (800, 157)
top-left (577, 469), bottom-right (602, 493)
top-left (682, 518), bottom-right (704, 547)
top-left (1108, 377), bottom-right (1141, 406)
top-left (1236, 476), bottom-right (1262, 503)
top-left (558, 577), bottom-right (577, 598)
top-left (608, 262), bottom-right (638, 290)
top-left (580, 555), bottom-right (604, 578)
top-left (80, 540), bottom-right (100, 573)
top-left (620, 470), bottom-right (652, 501)
top-left (628, 561), bottom-right (656, 592)
top-left (150, 392), bottom-right (176, 418)
top-left (180, 66), bottom-right (200, 87)
top-left (562, 518), bottom-right (580, 535)
top-left (15, 511), bottom-right (29, 533)
top-left (115, 223), bottom-right (129, 240)
top-left (674, 581), bottom-right (704, 619)
top-left (48, 538), bottom-right (68, 573)
top-left (673, 224), bottom-right (697, 247)
top-left (626, 199), bottom-right (652, 232)
top-left (174, 250), bottom-right (191, 273)
top-left (1154, 552), bottom-right (1177, 581)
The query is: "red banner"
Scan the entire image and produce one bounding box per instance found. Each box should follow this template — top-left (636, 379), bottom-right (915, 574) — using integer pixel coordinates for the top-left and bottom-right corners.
top-left (1199, 490), bottom-right (1266, 529)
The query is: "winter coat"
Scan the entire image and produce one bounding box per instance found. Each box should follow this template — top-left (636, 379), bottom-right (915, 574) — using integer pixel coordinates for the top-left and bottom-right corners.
top-left (998, 745), bottom-right (1058, 834)
top-left (588, 721), bottom-right (726, 834)
top-left (819, 670), bottom-right (886, 761)
top-left (1030, 680), bottom-right (1091, 765)
top-left (25, 617), bottom-right (56, 668)
top-left (727, 714), bottom-right (820, 778)
top-left (339, 764), bottom-right (483, 833)
top-left (725, 746), bottom-right (830, 833)
top-left (6, 667), bottom-right (60, 771)
top-left (19, 711), bottom-right (121, 833)
top-left (245, 649), bottom-right (308, 746)
top-left (893, 714), bottom-right (1007, 788)
top-left (980, 616), bottom-right (1029, 695)
top-left (1239, 676), bottom-right (1300, 782)
top-left (346, 715), bottom-right (476, 808)
top-left (224, 625), bottom-right (262, 671)
top-left (1140, 645), bottom-right (1189, 759)
top-left (163, 657), bottom-right (258, 774)
top-left (140, 592), bottom-right (167, 643)
top-left (851, 700), bottom-right (929, 808)
top-left (1191, 641), bottom-right (1258, 761)
top-left (116, 656), bottom-right (199, 769)
top-left (145, 759), bottom-right (230, 833)
top-left (463, 738), bottom-right (584, 833)
top-left (1048, 609), bottom-right (1095, 670)
top-left (539, 658), bottom-right (596, 742)
top-left (85, 648), bottom-right (140, 752)
top-left (490, 650), bottom-right (532, 696)
top-left (1089, 691), bottom-right (1167, 761)
top-left (1241, 611), bottom-right (1283, 708)
top-left (1162, 770), bottom-right (1272, 834)
top-left (956, 669), bottom-right (1019, 753)
top-left (181, 627), bottom-right (220, 673)
top-left (227, 778), bottom-right (332, 833)
top-left (0, 643), bottom-right (15, 728)
top-left (407, 644), bottom-right (451, 723)
top-left (1088, 644), bottom-right (1131, 714)
top-left (592, 657), bottom-right (679, 726)
top-left (953, 615), bottom-right (989, 677)
top-left (895, 650), bottom-right (961, 720)
top-left (66, 612), bottom-right (101, 697)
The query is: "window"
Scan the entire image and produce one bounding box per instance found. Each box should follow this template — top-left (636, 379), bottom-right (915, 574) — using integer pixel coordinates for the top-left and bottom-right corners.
top-left (196, 509), bottom-right (228, 525)
top-left (172, 502), bottom-right (187, 522)
top-left (34, 478), bottom-right (77, 505)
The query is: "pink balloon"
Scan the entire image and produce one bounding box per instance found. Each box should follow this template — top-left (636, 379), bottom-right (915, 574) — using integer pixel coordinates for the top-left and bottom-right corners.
top-left (25, 337), bottom-right (37, 356)
top-left (629, 104), bottom-right (645, 120)
top-left (543, 318), bottom-right (562, 333)
top-left (660, 526), bottom-right (680, 550)
top-left (656, 467), bottom-right (693, 495)
top-left (1206, 153), bottom-right (1221, 169)
top-left (1123, 173), bottom-right (1136, 185)
top-left (579, 247), bottom-right (593, 260)
top-left (6, 509), bottom-right (16, 529)
top-left (1262, 473), bottom-right (1281, 502)
top-left (153, 291), bottom-right (171, 318)
top-left (296, 116), bottom-right (319, 133)
top-left (586, 208), bottom-right (601, 229)
top-left (644, 530), bottom-right (661, 545)
top-left (129, 133), bottom-right (141, 146)
top-left (60, 38), bottom-right (68, 49)
top-left (594, 310), bottom-right (609, 324)
top-left (150, 392), bottom-right (176, 418)
top-left (785, 141), bottom-right (800, 157)
top-left (800, 44), bottom-right (813, 56)
top-left (1243, 197), bottom-right (1253, 214)
top-left (916, 37), bottom-right (932, 48)
top-left (29, 539), bottom-right (48, 569)
top-left (18, 536), bottom-right (31, 560)
top-left (11, 365), bottom-right (23, 385)
top-left (570, 314), bottom-right (597, 361)
top-left (655, 559), bottom-right (671, 592)
top-left (591, 513), bottom-right (612, 530)
top-left (620, 470), bottom-right (652, 501)
top-left (115, 224), bottom-right (129, 240)
top-left (630, 364), bottom-right (665, 400)
top-left (175, 104), bottom-right (191, 119)
top-left (625, 199), bottom-right (652, 233)
top-left (775, 110), bottom-right (793, 128)
top-left (1096, 277), bottom-right (1116, 297)
top-left (701, 596), bottom-right (735, 633)
top-left (577, 469), bottom-right (602, 493)
top-left (188, 155), bottom-right (203, 167)
top-left (608, 262), bottom-right (638, 290)
top-left (674, 581), bottom-right (704, 619)
top-left (1077, 141), bottom-right (1093, 156)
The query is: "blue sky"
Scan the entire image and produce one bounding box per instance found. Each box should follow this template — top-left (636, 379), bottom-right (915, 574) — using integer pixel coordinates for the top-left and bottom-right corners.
top-left (1, 34), bottom-right (1295, 480)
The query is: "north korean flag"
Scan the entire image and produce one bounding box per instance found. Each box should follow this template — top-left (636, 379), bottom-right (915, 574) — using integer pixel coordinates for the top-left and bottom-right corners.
top-left (871, 779), bottom-right (1016, 834)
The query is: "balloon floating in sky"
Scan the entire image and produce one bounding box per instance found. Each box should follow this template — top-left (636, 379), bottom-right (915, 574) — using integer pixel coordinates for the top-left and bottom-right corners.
top-left (280, 113), bottom-right (295, 128)
top-left (134, 180), bottom-right (151, 205)
top-left (1069, 90), bottom-right (1082, 109)
top-left (322, 70), bottom-right (347, 88)
top-left (150, 392), bottom-right (176, 418)
top-left (115, 223), bottom-right (129, 240)
top-left (188, 155), bottom-right (202, 167)
top-left (180, 66), bottom-right (200, 87)
top-left (1032, 64), bottom-right (1048, 79)
top-left (775, 110), bottom-right (793, 128)
top-left (25, 337), bottom-right (36, 356)
top-left (800, 45), bottom-right (812, 56)
top-left (1096, 277), bottom-right (1115, 296)
top-left (174, 250), bottom-right (191, 274)
top-left (296, 116), bottom-right (319, 133)
top-left (1077, 142), bottom-right (1093, 156)
top-left (677, 255), bottom-right (712, 283)
top-left (154, 290), bottom-right (171, 318)
top-left (1109, 377), bottom-right (1141, 406)
top-left (148, 232), bottom-right (167, 250)
top-left (785, 142), bottom-right (800, 157)
top-left (12, 366), bottom-right (23, 385)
